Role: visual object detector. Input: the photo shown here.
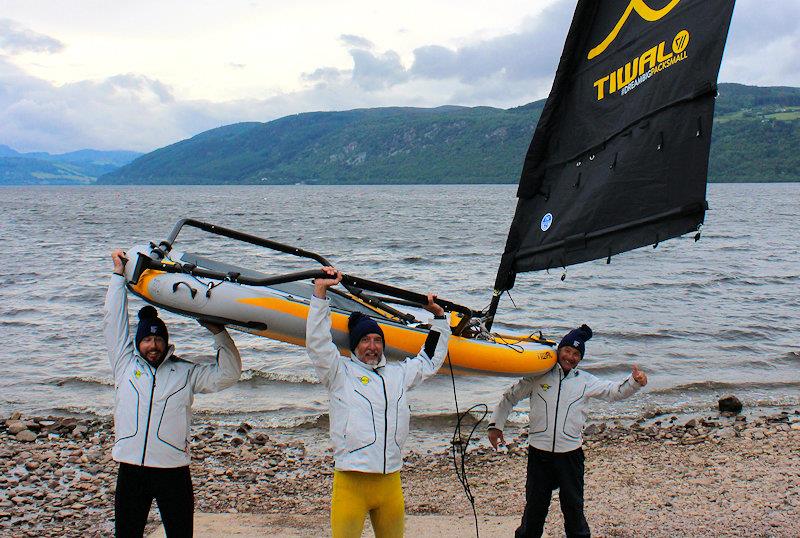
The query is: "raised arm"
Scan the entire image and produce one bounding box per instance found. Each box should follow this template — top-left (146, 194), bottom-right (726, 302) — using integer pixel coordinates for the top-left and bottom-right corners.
top-left (487, 377), bottom-right (537, 448)
top-left (305, 267), bottom-right (344, 388)
top-left (190, 321), bottom-right (243, 393)
top-left (584, 365), bottom-right (646, 402)
top-left (400, 293), bottom-right (451, 390)
top-left (103, 249), bottom-right (134, 378)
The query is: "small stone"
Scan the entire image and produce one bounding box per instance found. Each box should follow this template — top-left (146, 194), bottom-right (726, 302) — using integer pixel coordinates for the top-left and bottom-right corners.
top-left (583, 423), bottom-right (600, 436)
top-left (15, 430), bottom-right (37, 442)
top-left (251, 433), bottom-right (270, 446)
top-left (6, 420), bottom-right (28, 435)
top-left (718, 395), bottom-right (743, 414)
top-left (237, 422), bottom-right (253, 434)
top-left (230, 437), bottom-right (244, 447)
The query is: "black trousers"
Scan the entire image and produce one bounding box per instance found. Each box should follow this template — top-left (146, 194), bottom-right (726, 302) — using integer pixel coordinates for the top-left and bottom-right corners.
top-left (515, 446), bottom-right (590, 538)
top-left (115, 462), bottom-right (194, 537)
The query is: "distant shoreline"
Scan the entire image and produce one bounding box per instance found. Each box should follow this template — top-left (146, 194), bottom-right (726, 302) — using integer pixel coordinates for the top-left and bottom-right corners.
top-left (3, 179), bottom-right (800, 187)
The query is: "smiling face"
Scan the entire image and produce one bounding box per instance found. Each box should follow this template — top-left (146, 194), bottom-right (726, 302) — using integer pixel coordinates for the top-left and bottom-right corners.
top-left (138, 335), bottom-right (167, 365)
top-left (354, 333), bottom-right (384, 366)
top-left (557, 345), bottom-right (582, 373)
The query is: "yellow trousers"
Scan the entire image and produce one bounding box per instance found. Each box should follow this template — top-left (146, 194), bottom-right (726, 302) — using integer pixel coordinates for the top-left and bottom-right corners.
top-left (331, 470), bottom-right (404, 538)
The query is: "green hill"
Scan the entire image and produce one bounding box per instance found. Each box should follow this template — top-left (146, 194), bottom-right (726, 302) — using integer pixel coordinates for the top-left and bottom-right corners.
top-left (0, 147), bottom-right (141, 185)
top-left (96, 83), bottom-right (800, 185)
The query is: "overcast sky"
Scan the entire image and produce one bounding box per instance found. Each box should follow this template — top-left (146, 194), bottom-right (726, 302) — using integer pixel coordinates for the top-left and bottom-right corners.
top-left (1, 0), bottom-right (797, 153)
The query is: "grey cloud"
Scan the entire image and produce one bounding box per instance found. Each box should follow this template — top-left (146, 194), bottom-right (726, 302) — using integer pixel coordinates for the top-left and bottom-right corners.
top-left (340, 34), bottom-right (374, 50)
top-left (0, 19), bottom-right (65, 54)
top-left (410, 0), bottom-right (573, 84)
top-left (350, 49), bottom-right (408, 90)
top-left (718, 0), bottom-right (800, 86)
top-left (302, 66), bottom-right (349, 84)
top-left (724, 0), bottom-right (800, 55)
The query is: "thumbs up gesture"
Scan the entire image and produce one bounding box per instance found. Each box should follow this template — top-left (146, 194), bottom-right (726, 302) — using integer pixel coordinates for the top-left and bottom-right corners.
top-left (631, 364), bottom-right (647, 386)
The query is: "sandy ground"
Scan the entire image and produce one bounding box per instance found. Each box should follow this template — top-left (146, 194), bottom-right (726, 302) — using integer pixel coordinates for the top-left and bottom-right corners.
top-left (146, 514), bottom-right (519, 537)
top-left (3, 409), bottom-right (799, 537)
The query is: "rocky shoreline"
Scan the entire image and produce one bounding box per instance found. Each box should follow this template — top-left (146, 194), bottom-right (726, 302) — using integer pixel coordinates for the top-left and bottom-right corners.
top-left (2, 407), bottom-right (798, 537)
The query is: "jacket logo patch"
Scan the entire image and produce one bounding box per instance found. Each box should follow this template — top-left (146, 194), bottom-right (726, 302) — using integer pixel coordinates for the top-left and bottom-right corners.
top-left (540, 383), bottom-right (550, 391)
top-left (134, 369), bottom-right (142, 378)
top-left (359, 375), bottom-right (369, 385)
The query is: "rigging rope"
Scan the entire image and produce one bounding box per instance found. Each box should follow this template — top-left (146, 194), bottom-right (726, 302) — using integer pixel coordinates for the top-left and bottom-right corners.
top-left (446, 352), bottom-right (488, 538)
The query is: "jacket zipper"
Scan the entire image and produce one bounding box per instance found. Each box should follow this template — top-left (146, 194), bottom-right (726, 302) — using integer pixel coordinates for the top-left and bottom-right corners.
top-left (140, 362), bottom-right (157, 466)
top-left (551, 368), bottom-right (563, 453)
top-left (376, 369), bottom-right (388, 474)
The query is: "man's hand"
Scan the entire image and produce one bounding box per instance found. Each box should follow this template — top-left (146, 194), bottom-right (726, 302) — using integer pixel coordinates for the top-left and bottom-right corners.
top-left (488, 427), bottom-right (505, 450)
top-left (313, 266), bottom-right (342, 299)
top-left (111, 249), bottom-right (127, 275)
top-left (423, 293), bottom-right (445, 317)
top-left (632, 364), bottom-right (647, 386)
top-left (198, 320), bottom-right (224, 335)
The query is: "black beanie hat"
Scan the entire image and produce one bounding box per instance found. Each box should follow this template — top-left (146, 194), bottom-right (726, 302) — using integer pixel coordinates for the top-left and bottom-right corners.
top-left (558, 324), bottom-right (593, 358)
top-left (348, 312), bottom-right (384, 352)
top-left (135, 305), bottom-right (169, 350)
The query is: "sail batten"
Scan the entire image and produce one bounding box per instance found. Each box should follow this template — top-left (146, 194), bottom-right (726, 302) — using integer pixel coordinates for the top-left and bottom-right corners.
top-left (492, 0), bottom-right (736, 297)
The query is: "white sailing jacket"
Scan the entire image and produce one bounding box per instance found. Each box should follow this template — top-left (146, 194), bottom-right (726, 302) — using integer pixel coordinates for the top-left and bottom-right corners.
top-left (489, 363), bottom-right (641, 453)
top-left (306, 296), bottom-right (450, 474)
top-left (104, 274), bottom-right (242, 468)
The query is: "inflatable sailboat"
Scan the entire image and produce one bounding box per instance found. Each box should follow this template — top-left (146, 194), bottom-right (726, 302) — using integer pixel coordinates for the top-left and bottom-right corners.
top-left (122, 0), bottom-right (735, 376)
top-left (122, 219), bottom-right (557, 376)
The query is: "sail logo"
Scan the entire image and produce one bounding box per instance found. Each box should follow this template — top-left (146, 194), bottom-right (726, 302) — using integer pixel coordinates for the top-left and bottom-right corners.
top-left (588, 0), bottom-right (681, 60)
top-left (540, 213), bottom-right (553, 232)
top-left (592, 29), bottom-right (690, 101)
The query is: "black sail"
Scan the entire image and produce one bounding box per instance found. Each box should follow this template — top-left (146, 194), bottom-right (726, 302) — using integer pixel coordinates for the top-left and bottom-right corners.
top-left (493, 0), bottom-right (736, 296)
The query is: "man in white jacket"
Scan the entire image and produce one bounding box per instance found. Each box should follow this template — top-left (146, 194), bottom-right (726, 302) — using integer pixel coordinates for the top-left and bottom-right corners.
top-left (307, 266), bottom-right (450, 538)
top-left (488, 324), bottom-right (647, 538)
top-left (104, 249), bottom-right (242, 537)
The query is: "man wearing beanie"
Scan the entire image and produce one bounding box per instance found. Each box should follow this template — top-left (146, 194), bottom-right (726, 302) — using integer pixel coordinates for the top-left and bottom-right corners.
top-left (104, 249), bottom-right (242, 537)
top-left (306, 266), bottom-right (450, 538)
top-left (488, 324), bottom-right (647, 538)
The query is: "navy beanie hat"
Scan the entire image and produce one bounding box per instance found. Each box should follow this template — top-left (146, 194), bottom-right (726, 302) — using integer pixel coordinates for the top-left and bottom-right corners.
top-left (558, 324), bottom-right (593, 358)
top-left (135, 305), bottom-right (169, 349)
top-left (348, 312), bottom-right (384, 352)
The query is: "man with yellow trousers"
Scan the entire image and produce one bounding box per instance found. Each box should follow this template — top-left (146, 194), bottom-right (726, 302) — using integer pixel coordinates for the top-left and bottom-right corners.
top-left (306, 266), bottom-right (450, 537)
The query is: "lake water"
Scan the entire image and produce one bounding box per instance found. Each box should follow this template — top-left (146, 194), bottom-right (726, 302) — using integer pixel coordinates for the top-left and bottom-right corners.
top-left (1, 183), bottom-right (798, 446)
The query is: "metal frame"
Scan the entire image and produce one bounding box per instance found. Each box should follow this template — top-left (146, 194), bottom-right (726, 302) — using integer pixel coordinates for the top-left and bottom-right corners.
top-left (131, 218), bottom-right (480, 323)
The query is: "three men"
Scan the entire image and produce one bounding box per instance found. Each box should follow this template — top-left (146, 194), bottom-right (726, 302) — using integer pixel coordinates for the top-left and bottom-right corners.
top-left (488, 324), bottom-right (648, 538)
top-left (104, 249), bottom-right (242, 537)
top-left (307, 266), bottom-right (450, 538)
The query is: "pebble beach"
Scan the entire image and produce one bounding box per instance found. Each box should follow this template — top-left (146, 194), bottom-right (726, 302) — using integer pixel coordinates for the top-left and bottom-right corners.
top-left (2, 406), bottom-right (798, 537)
